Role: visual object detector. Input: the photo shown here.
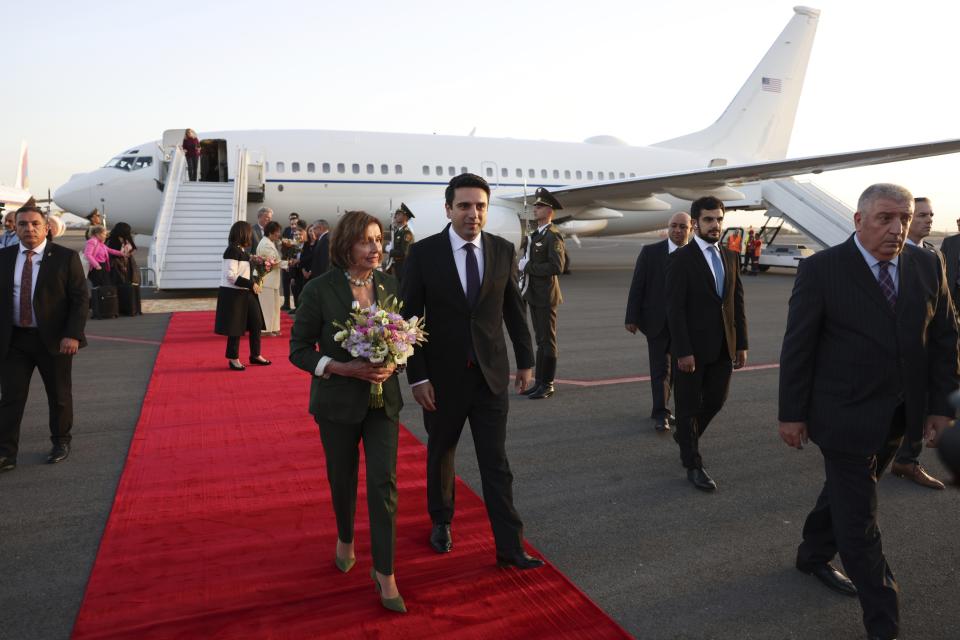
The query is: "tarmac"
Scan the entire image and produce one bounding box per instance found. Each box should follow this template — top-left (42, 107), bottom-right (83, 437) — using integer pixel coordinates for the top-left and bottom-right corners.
top-left (2, 233), bottom-right (958, 640)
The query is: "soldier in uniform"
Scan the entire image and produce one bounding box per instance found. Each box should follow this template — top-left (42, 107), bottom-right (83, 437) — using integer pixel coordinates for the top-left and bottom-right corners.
top-left (518, 187), bottom-right (566, 399)
top-left (386, 203), bottom-right (415, 282)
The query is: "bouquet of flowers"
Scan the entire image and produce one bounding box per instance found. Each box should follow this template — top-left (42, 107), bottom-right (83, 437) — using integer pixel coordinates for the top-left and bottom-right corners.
top-left (249, 254), bottom-right (278, 286)
top-left (333, 295), bottom-right (428, 407)
top-left (280, 237), bottom-right (301, 266)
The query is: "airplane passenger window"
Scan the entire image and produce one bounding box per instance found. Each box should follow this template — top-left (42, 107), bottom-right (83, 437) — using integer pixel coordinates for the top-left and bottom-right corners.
top-left (586, 171), bottom-right (593, 179)
top-left (133, 157), bottom-right (153, 169)
top-left (619, 172), bottom-right (625, 179)
top-left (528, 169), bottom-right (535, 178)
top-left (540, 169), bottom-right (547, 179)
top-left (501, 168), bottom-right (508, 178)
top-left (292, 162), bottom-right (300, 173)
top-left (380, 164), bottom-right (388, 174)
top-left (366, 163), bottom-right (374, 174)
top-left (395, 164), bottom-right (403, 174)
top-left (422, 165), bottom-right (430, 175)
top-left (564, 170), bottom-right (571, 179)
top-left (516, 168), bottom-right (522, 178)
top-left (337, 163), bottom-right (345, 173)
top-left (485, 167), bottom-right (493, 178)
top-left (576, 170), bottom-right (582, 179)
top-left (322, 162), bottom-right (331, 173)
top-left (307, 162), bottom-right (316, 173)
top-left (609, 172), bottom-right (615, 179)
top-left (277, 162), bottom-right (286, 173)
top-left (448, 166), bottom-right (455, 176)
top-left (435, 165), bottom-right (443, 175)
top-left (553, 170), bottom-right (559, 179)
top-left (460, 166), bottom-right (467, 174)
top-left (352, 163), bottom-right (360, 174)
top-left (629, 172), bottom-right (636, 177)
top-left (265, 162), bottom-right (270, 172)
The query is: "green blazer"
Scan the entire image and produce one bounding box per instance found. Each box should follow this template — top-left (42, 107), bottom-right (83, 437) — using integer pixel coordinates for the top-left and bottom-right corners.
top-left (289, 269), bottom-right (403, 424)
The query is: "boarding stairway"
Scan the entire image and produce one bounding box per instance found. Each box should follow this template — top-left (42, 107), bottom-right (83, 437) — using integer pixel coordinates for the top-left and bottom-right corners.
top-left (760, 178), bottom-right (854, 248)
top-left (148, 146), bottom-right (254, 289)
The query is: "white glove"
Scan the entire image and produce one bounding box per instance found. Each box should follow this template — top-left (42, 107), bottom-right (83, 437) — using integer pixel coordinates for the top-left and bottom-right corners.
top-left (518, 256), bottom-right (529, 271)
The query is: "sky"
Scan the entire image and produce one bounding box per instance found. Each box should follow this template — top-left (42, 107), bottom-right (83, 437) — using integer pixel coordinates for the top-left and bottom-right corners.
top-left (3, 0), bottom-right (960, 229)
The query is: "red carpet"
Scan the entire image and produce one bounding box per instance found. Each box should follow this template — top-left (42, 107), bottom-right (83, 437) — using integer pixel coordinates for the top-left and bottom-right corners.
top-left (72, 311), bottom-right (631, 639)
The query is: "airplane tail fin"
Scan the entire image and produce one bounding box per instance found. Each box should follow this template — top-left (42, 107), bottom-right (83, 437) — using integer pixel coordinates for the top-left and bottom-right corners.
top-left (15, 141), bottom-right (28, 191)
top-left (653, 6), bottom-right (820, 161)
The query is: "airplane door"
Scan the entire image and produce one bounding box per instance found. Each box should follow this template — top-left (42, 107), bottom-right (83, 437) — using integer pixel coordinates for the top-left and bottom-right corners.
top-left (480, 161), bottom-right (499, 189)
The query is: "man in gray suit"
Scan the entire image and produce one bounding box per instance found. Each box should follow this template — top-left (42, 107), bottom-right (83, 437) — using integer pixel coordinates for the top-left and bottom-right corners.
top-left (779, 184), bottom-right (959, 640)
top-left (251, 207), bottom-right (273, 249)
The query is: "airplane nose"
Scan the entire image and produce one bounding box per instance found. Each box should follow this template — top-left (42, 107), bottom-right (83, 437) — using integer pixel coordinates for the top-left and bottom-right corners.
top-left (53, 178), bottom-right (94, 215)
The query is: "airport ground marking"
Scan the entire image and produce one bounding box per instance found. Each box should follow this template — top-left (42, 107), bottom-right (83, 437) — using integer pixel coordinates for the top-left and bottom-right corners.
top-left (86, 334), bottom-right (163, 346)
top-left (556, 362), bottom-right (780, 387)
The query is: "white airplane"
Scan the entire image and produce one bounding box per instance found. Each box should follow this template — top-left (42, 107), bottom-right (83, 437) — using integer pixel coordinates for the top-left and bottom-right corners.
top-left (0, 142), bottom-right (32, 214)
top-left (52, 6), bottom-right (960, 247)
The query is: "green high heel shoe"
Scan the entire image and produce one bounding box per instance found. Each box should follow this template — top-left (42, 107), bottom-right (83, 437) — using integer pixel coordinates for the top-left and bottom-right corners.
top-left (371, 568), bottom-right (407, 613)
top-left (334, 553), bottom-right (356, 573)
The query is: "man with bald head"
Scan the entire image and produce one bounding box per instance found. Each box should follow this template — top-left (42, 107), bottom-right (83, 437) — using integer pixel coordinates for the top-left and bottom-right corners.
top-left (625, 211), bottom-right (692, 431)
top-left (779, 184), bottom-right (959, 640)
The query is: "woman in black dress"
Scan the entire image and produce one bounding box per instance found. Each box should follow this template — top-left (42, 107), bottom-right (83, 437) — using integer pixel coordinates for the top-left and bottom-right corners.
top-left (214, 221), bottom-right (271, 371)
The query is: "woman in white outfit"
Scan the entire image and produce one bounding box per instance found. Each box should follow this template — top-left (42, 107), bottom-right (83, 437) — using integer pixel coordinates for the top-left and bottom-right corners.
top-left (256, 221), bottom-right (283, 336)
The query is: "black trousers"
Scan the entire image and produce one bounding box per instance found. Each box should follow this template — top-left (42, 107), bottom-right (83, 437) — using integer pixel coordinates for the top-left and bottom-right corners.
top-left (894, 435), bottom-right (922, 465)
top-left (317, 409), bottom-right (399, 575)
top-left (225, 331), bottom-right (261, 360)
top-left (796, 408), bottom-right (905, 639)
top-left (645, 328), bottom-right (672, 420)
top-left (529, 304), bottom-right (558, 360)
top-left (423, 365), bottom-right (524, 554)
top-left (672, 354), bottom-right (732, 469)
top-left (186, 155), bottom-right (198, 181)
top-left (281, 270), bottom-right (293, 307)
top-left (0, 328), bottom-right (74, 460)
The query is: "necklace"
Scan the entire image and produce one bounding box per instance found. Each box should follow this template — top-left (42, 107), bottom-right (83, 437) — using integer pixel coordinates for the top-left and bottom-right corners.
top-left (344, 270), bottom-right (374, 287)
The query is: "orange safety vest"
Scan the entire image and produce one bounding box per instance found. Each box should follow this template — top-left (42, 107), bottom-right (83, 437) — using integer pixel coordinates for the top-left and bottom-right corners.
top-left (726, 235), bottom-right (742, 253)
top-left (752, 239), bottom-right (763, 257)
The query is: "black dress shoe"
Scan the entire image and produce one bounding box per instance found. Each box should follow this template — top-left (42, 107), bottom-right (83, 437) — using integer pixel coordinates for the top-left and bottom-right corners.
top-left (249, 356), bottom-right (272, 366)
top-left (496, 551), bottom-right (545, 570)
top-left (47, 443), bottom-right (70, 464)
top-left (229, 360), bottom-right (246, 371)
top-left (429, 523), bottom-right (452, 553)
top-left (528, 382), bottom-right (555, 399)
top-left (797, 562), bottom-right (858, 597)
top-left (520, 382), bottom-right (541, 396)
top-left (687, 467), bottom-right (717, 492)
top-left (0, 457), bottom-right (16, 473)
top-left (653, 417), bottom-right (671, 432)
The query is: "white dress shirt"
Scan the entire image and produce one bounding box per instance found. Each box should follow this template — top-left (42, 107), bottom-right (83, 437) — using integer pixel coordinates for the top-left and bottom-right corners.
top-left (693, 234), bottom-right (724, 284)
top-left (667, 238), bottom-right (680, 254)
top-left (12, 239), bottom-right (47, 328)
top-left (448, 225), bottom-right (484, 296)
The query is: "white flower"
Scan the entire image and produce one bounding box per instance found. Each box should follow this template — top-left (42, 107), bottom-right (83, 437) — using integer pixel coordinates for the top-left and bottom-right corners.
top-left (334, 330), bottom-right (349, 343)
top-left (351, 301), bottom-right (360, 310)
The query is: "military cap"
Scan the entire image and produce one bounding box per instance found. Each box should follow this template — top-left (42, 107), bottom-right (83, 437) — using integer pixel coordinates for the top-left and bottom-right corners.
top-left (395, 202), bottom-right (414, 219)
top-left (533, 187), bottom-right (563, 210)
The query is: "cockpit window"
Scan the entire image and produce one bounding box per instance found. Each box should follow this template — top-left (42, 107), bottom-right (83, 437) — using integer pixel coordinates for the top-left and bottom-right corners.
top-left (133, 157), bottom-right (153, 169)
top-left (103, 156), bottom-right (137, 170)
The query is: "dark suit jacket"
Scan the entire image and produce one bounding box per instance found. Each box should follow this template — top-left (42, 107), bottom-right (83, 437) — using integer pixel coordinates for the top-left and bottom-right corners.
top-left (666, 240), bottom-right (747, 362)
top-left (625, 239), bottom-right (672, 337)
top-left (0, 243), bottom-right (89, 358)
top-left (520, 224), bottom-right (565, 307)
top-left (289, 269), bottom-right (402, 424)
top-left (312, 232), bottom-right (330, 277)
top-left (401, 225), bottom-right (534, 395)
top-left (779, 237), bottom-right (959, 455)
top-left (940, 234), bottom-right (960, 299)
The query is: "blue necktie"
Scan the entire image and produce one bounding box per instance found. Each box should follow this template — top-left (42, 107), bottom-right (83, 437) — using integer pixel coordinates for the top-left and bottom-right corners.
top-left (877, 261), bottom-right (897, 308)
top-left (709, 246), bottom-right (724, 297)
top-left (465, 242), bottom-right (480, 307)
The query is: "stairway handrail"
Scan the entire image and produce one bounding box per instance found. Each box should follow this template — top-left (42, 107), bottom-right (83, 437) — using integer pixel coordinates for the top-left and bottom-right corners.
top-left (233, 147), bottom-right (249, 223)
top-left (151, 146), bottom-right (186, 286)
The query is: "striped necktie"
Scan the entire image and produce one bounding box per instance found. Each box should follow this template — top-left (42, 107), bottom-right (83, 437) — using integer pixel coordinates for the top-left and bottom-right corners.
top-left (877, 261), bottom-right (897, 308)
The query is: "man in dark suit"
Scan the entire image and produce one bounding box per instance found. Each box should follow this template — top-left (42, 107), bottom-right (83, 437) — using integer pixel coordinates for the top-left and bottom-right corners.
top-left (665, 196), bottom-right (747, 491)
top-left (890, 196), bottom-right (947, 490)
top-left (779, 183), bottom-right (959, 640)
top-left (625, 211), bottom-right (692, 431)
top-left (251, 206), bottom-right (272, 251)
top-left (938, 206), bottom-right (960, 316)
top-left (518, 187), bottom-right (566, 400)
top-left (401, 173), bottom-right (542, 569)
top-left (0, 205), bottom-right (89, 473)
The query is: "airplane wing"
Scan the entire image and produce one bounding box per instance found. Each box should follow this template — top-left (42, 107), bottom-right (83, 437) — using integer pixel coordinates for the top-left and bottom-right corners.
top-left (497, 138), bottom-right (960, 209)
